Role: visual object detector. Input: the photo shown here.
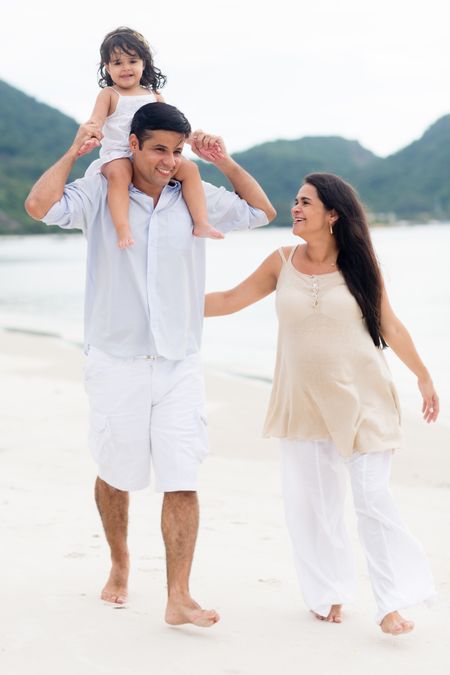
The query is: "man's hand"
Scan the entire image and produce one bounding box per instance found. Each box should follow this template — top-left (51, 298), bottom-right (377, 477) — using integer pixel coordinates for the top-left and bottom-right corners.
top-left (71, 121), bottom-right (103, 158)
top-left (24, 120), bottom-right (104, 220)
top-left (188, 131), bottom-right (227, 164)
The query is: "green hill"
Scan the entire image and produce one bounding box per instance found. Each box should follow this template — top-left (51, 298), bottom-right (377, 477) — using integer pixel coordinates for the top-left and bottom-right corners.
top-left (198, 137), bottom-right (381, 227)
top-left (356, 115), bottom-right (450, 220)
top-left (0, 80), bottom-right (93, 233)
top-left (0, 78), bottom-right (449, 232)
top-left (198, 117), bottom-right (450, 225)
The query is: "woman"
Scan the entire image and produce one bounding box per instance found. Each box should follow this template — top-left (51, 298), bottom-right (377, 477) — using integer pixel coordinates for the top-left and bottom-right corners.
top-left (205, 173), bottom-right (438, 635)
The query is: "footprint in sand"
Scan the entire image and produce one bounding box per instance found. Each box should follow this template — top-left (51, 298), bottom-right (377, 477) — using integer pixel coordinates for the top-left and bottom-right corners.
top-left (257, 578), bottom-right (281, 586)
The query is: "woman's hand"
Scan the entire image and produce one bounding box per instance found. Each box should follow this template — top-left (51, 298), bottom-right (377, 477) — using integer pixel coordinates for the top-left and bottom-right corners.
top-left (418, 376), bottom-right (439, 423)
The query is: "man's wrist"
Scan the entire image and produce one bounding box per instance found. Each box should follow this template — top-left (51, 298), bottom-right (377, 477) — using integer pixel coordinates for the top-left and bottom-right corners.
top-left (214, 156), bottom-right (239, 176)
top-left (66, 144), bottom-right (82, 165)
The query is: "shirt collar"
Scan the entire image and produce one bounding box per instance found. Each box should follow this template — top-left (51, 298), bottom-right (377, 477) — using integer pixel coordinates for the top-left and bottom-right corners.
top-left (129, 180), bottom-right (181, 196)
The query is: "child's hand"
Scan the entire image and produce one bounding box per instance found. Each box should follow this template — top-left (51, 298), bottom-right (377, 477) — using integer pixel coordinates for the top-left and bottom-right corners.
top-left (72, 121), bottom-right (103, 157)
top-left (78, 137), bottom-right (101, 157)
top-left (189, 131), bottom-right (227, 163)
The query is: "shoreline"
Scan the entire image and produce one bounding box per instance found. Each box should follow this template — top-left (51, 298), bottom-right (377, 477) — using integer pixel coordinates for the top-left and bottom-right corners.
top-left (1, 325), bottom-right (448, 476)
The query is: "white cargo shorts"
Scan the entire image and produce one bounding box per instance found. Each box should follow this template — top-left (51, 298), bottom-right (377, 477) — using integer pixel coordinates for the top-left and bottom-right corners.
top-left (84, 346), bottom-right (208, 492)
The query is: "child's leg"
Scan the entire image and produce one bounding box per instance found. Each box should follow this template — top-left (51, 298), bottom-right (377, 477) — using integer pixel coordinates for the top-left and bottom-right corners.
top-left (175, 159), bottom-right (224, 240)
top-left (102, 159), bottom-right (134, 249)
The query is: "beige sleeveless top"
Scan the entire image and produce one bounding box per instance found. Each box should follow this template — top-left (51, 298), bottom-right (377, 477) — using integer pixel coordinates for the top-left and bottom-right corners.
top-left (263, 247), bottom-right (402, 457)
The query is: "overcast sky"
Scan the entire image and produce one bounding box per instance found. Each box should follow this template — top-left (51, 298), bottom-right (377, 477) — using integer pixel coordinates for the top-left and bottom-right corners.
top-left (1, 0), bottom-right (449, 156)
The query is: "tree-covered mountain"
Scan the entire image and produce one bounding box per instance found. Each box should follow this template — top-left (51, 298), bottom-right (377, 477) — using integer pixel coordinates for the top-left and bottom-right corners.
top-left (355, 115), bottom-right (450, 220)
top-left (0, 78), bottom-right (449, 233)
top-left (0, 80), bottom-right (94, 233)
top-left (198, 116), bottom-right (450, 225)
top-left (197, 137), bottom-right (381, 228)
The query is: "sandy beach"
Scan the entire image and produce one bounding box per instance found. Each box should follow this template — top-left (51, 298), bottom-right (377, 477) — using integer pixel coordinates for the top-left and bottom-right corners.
top-left (0, 328), bottom-right (449, 675)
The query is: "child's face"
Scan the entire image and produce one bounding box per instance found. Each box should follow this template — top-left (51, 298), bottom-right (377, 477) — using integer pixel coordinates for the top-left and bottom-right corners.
top-left (105, 49), bottom-right (144, 89)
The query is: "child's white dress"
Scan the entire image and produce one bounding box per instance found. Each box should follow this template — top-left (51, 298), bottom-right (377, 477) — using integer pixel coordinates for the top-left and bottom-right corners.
top-left (85, 88), bottom-right (157, 176)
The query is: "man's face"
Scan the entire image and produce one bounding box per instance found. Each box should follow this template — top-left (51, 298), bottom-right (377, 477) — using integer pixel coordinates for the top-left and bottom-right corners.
top-left (130, 130), bottom-right (185, 191)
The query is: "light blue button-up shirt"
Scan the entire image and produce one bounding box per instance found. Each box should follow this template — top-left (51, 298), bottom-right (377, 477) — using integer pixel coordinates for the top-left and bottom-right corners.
top-left (42, 174), bottom-right (268, 360)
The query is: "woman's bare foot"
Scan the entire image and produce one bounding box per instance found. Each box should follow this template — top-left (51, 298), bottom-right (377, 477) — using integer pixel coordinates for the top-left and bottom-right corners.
top-left (380, 611), bottom-right (414, 635)
top-left (165, 595), bottom-right (220, 627)
top-left (312, 604), bottom-right (343, 623)
top-left (101, 562), bottom-right (129, 605)
top-left (327, 604), bottom-right (343, 623)
top-left (116, 224), bottom-right (135, 249)
top-left (193, 224), bottom-right (224, 240)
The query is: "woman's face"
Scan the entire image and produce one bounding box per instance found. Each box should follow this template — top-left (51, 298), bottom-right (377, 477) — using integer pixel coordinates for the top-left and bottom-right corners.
top-left (291, 183), bottom-right (333, 240)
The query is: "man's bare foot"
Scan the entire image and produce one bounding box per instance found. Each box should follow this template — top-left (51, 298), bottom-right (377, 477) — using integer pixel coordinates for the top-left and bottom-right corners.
top-left (116, 224), bottom-right (135, 249)
top-left (380, 611), bottom-right (414, 635)
top-left (165, 596), bottom-right (220, 627)
top-left (101, 563), bottom-right (129, 605)
top-left (312, 604), bottom-right (343, 623)
top-left (193, 224), bottom-right (224, 240)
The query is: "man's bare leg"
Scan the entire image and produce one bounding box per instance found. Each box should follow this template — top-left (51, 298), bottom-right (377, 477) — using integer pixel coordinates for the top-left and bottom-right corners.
top-left (95, 477), bottom-right (130, 604)
top-left (162, 491), bottom-right (220, 627)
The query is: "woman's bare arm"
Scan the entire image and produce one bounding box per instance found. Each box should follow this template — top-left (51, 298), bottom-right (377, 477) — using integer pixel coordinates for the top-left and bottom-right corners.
top-left (205, 250), bottom-right (282, 316)
top-left (380, 284), bottom-right (439, 422)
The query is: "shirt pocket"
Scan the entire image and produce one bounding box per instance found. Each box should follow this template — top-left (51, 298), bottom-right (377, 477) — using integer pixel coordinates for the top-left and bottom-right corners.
top-left (157, 210), bottom-right (195, 251)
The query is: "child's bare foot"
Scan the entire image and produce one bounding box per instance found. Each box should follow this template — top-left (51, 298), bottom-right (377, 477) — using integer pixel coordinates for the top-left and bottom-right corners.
top-left (193, 224), bottom-right (224, 240)
top-left (380, 611), bottom-right (414, 635)
top-left (116, 224), bottom-right (135, 249)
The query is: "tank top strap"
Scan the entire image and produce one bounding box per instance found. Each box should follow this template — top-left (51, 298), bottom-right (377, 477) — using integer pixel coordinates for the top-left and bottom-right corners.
top-left (277, 247), bottom-right (287, 263)
top-left (288, 245), bottom-right (299, 263)
top-left (278, 246), bottom-right (299, 263)
top-left (110, 87), bottom-right (121, 98)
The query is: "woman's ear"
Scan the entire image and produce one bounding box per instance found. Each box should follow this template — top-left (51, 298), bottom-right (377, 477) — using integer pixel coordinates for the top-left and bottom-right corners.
top-left (330, 209), bottom-right (338, 224)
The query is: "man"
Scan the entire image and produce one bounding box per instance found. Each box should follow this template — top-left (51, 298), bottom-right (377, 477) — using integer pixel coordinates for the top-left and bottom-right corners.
top-left (25, 102), bottom-right (276, 628)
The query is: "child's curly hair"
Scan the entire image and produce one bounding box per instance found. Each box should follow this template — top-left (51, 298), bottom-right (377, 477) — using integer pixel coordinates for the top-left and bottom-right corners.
top-left (98, 26), bottom-right (167, 91)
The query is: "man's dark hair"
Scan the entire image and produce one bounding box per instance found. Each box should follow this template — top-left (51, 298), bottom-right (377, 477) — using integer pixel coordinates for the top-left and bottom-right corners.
top-left (130, 102), bottom-right (192, 148)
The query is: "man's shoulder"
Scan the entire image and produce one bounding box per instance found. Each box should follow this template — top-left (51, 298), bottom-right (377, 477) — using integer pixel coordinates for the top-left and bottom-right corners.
top-left (202, 180), bottom-right (233, 200)
top-left (65, 172), bottom-right (106, 198)
top-left (41, 172), bottom-right (107, 230)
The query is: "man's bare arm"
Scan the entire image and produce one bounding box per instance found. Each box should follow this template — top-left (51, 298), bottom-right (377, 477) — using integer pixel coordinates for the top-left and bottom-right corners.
top-left (190, 131), bottom-right (277, 222)
top-left (24, 122), bottom-right (103, 220)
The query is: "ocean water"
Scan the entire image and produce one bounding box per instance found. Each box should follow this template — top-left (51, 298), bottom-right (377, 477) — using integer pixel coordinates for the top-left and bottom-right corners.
top-left (0, 225), bottom-right (449, 424)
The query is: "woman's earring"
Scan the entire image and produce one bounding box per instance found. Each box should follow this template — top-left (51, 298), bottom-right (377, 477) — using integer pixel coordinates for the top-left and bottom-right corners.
top-left (329, 222), bottom-right (334, 235)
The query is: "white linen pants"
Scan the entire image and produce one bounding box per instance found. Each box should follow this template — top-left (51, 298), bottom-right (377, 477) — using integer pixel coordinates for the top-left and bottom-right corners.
top-left (281, 438), bottom-right (435, 623)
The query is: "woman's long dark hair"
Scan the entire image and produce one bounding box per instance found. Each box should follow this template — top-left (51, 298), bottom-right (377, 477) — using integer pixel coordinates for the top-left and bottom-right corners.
top-left (304, 173), bottom-right (387, 348)
top-left (98, 27), bottom-right (167, 91)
